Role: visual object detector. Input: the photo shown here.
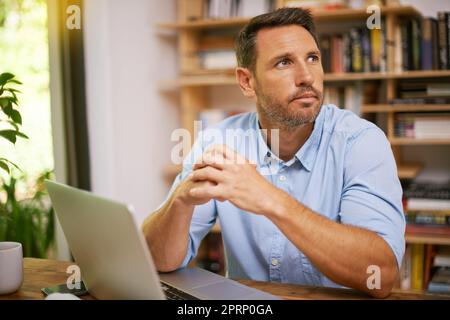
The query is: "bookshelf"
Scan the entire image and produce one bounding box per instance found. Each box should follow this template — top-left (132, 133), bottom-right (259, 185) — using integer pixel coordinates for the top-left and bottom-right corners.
top-left (159, 5), bottom-right (420, 29)
top-left (405, 234), bottom-right (450, 246)
top-left (160, 0), bottom-right (450, 292)
top-left (160, 70), bottom-right (450, 88)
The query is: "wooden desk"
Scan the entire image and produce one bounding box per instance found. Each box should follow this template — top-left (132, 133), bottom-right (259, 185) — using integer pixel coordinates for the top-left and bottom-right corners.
top-left (1, 258), bottom-right (448, 300)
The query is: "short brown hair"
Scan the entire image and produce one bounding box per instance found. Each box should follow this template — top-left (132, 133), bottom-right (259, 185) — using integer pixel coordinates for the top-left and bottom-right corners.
top-left (235, 7), bottom-right (318, 72)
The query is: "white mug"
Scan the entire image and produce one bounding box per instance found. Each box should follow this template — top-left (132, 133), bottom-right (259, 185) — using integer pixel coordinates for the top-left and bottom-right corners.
top-left (0, 242), bottom-right (23, 295)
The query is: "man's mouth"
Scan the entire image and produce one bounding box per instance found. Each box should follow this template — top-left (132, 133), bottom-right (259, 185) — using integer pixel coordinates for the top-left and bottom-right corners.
top-left (291, 92), bottom-right (318, 104)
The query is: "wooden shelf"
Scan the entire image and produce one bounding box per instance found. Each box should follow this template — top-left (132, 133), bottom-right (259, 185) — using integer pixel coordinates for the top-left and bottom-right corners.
top-left (158, 6), bottom-right (420, 30)
top-left (159, 70), bottom-right (450, 88)
top-left (324, 70), bottom-right (450, 82)
top-left (362, 104), bottom-right (450, 113)
top-left (406, 233), bottom-right (450, 246)
top-left (390, 138), bottom-right (450, 145)
top-left (397, 163), bottom-right (423, 179)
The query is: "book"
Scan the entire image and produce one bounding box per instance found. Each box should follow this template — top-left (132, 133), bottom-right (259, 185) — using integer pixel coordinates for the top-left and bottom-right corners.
top-left (390, 97), bottom-right (450, 104)
top-left (438, 12), bottom-right (449, 70)
top-left (350, 28), bottom-right (362, 72)
top-left (404, 181), bottom-right (450, 200)
top-left (198, 50), bottom-right (237, 70)
top-left (411, 244), bottom-right (424, 291)
top-left (400, 244), bottom-right (412, 290)
top-left (395, 114), bottom-right (450, 139)
top-left (407, 199), bottom-right (450, 212)
top-left (406, 224), bottom-right (450, 236)
top-left (423, 245), bottom-right (436, 289)
top-left (320, 35), bottom-right (331, 73)
top-left (238, 0), bottom-right (273, 17)
top-left (405, 212), bottom-right (450, 226)
top-left (434, 247), bottom-right (450, 267)
top-left (428, 267), bottom-right (450, 294)
top-left (422, 18), bottom-right (437, 70)
top-left (411, 19), bottom-right (422, 71)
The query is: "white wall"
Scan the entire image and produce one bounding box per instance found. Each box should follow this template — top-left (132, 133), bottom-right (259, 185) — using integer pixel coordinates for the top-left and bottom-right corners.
top-left (83, 0), bottom-right (178, 225)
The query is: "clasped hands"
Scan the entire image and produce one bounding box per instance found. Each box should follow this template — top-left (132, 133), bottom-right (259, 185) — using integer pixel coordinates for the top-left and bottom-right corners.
top-left (176, 144), bottom-right (282, 216)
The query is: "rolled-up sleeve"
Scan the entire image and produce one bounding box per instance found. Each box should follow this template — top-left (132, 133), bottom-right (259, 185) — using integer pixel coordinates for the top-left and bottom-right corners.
top-left (154, 135), bottom-right (218, 269)
top-left (339, 127), bottom-right (406, 268)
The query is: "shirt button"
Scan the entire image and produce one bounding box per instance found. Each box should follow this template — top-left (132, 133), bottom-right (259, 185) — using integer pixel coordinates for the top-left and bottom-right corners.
top-left (271, 258), bottom-right (279, 266)
top-left (279, 175), bottom-right (286, 182)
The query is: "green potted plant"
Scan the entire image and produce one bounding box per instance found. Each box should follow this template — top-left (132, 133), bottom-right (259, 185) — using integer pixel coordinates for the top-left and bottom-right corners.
top-left (0, 72), bottom-right (28, 173)
top-left (0, 72), bottom-right (55, 258)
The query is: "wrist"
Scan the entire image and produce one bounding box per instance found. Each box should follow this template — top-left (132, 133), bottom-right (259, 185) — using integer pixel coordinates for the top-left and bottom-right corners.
top-left (262, 188), bottom-right (289, 220)
top-left (173, 186), bottom-right (195, 213)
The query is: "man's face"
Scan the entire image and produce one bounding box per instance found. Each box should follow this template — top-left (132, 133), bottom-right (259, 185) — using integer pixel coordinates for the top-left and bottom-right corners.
top-left (253, 25), bottom-right (324, 129)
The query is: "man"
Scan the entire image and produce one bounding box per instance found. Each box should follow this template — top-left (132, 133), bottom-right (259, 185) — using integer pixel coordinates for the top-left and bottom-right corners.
top-left (142, 8), bottom-right (405, 298)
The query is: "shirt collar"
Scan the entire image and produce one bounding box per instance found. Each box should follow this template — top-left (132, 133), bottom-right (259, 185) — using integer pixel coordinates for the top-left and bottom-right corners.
top-left (253, 105), bottom-right (326, 172)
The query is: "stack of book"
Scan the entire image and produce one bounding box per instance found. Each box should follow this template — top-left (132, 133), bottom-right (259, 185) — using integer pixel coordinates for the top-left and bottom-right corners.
top-left (390, 81), bottom-right (450, 105)
top-left (395, 113), bottom-right (450, 139)
top-left (319, 26), bottom-right (387, 73)
top-left (393, 12), bottom-right (450, 71)
top-left (428, 247), bottom-right (450, 294)
top-left (284, 0), bottom-right (348, 10)
top-left (403, 181), bottom-right (450, 237)
top-left (198, 50), bottom-right (237, 70)
top-left (205, 0), bottom-right (275, 19)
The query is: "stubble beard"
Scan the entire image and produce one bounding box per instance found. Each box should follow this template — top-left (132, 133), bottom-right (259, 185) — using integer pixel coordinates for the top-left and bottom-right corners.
top-left (255, 84), bottom-right (323, 131)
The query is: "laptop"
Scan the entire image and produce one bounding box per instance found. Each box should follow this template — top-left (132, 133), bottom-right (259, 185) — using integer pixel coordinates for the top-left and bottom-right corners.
top-left (45, 180), bottom-right (279, 300)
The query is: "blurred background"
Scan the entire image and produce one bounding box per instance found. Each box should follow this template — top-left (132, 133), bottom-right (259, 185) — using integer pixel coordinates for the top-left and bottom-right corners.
top-left (0, 0), bottom-right (449, 294)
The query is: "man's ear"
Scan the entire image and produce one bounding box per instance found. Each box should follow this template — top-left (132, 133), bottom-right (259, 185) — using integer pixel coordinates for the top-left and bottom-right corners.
top-left (236, 67), bottom-right (256, 99)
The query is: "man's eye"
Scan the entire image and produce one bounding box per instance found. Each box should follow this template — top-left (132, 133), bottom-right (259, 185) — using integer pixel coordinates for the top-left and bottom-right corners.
top-left (276, 59), bottom-right (292, 68)
top-left (308, 55), bottom-right (320, 63)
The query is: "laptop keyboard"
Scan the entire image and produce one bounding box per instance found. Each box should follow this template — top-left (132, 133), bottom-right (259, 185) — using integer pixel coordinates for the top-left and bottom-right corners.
top-left (160, 281), bottom-right (199, 300)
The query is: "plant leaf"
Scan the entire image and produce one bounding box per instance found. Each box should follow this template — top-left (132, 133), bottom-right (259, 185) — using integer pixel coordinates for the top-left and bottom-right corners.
top-left (15, 131), bottom-right (29, 139)
top-left (0, 73), bottom-right (14, 86)
top-left (0, 97), bottom-right (9, 107)
top-left (10, 109), bottom-right (22, 125)
top-left (8, 79), bottom-right (22, 85)
top-left (0, 158), bottom-right (22, 172)
top-left (0, 158), bottom-right (21, 172)
top-left (4, 88), bottom-right (21, 93)
top-left (2, 102), bottom-right (13, 117)
top-left (0, 159), bottom-right (10, 174)
top-left (0, 130), bottom-right (17, 143)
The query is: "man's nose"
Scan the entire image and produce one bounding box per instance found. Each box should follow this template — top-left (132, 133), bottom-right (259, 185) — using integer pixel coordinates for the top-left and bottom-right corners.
top-left (294, 62), bottom-right (314, 87)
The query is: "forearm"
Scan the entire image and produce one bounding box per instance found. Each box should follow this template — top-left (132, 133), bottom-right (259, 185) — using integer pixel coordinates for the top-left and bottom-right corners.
top-left (266, 191), bottom-right (398, 298)
top-left (142, 189), bottom-right (195, 272)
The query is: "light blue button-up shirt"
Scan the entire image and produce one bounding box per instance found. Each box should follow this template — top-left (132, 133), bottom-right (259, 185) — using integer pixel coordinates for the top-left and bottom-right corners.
top-left (158, 104), bottom-right (405, 288)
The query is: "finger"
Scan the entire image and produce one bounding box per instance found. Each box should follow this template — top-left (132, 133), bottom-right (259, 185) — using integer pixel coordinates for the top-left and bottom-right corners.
top-left (191, 180), bottom-right (217, 188)
top-left (207, 144), bottom-right (248, 165)
top-left (190, 184), bottom-right (226, 201)
top-left (191, 166), bottom-right (225, 183)
top-left (193, 152), bottom-right (225, 170)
